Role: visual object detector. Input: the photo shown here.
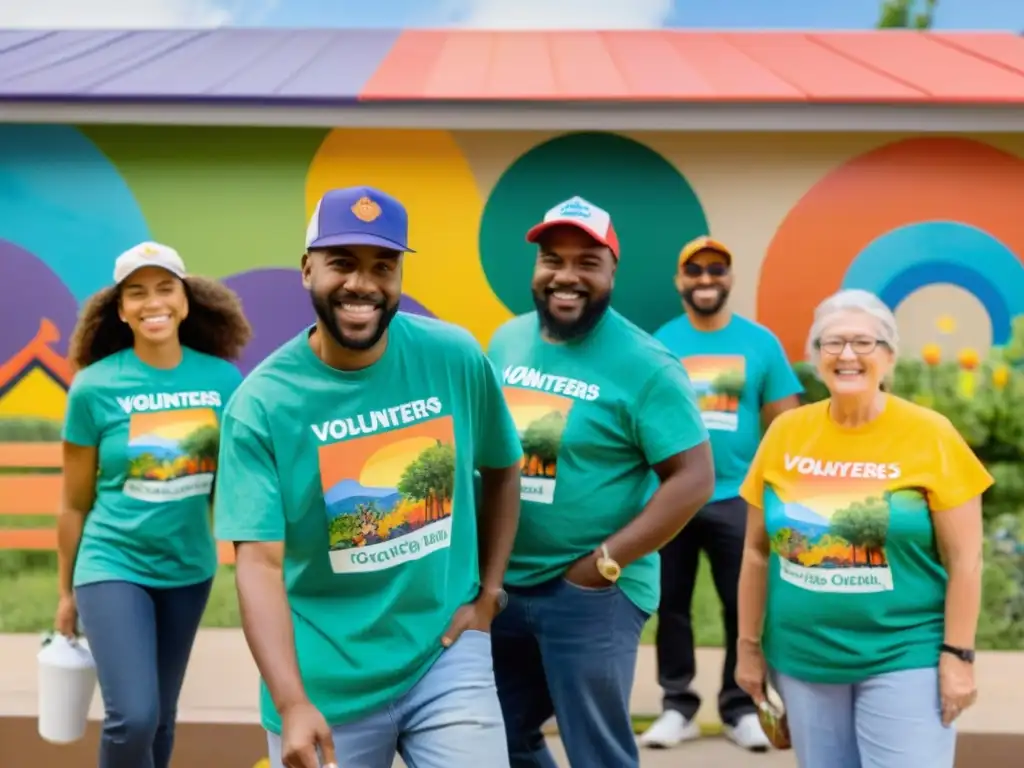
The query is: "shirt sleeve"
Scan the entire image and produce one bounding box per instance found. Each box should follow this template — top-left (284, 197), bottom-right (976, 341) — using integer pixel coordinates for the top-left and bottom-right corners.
top-left (213, 403), bottom-right (286, 542)
top-left (740, 416), bottom-right (784, 508)
top-left (928, 417), bottom-right (994, 512)
top-left (473, 352), bottom-right (523, 470)
top-left (762, 334), bottom-right (804, 406)
top-left (62, 375), bottom-right (99, 447)
top-left (634, 361), bottom-right (709, 466)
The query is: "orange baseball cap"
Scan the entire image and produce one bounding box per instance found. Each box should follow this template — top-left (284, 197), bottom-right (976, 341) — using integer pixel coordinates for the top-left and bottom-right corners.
top-left (678, 236), bottom-right (733, 268)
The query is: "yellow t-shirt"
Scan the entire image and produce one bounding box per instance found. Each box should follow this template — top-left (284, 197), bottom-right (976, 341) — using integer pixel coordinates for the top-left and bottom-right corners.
top-left (740, 394), bottom-right (993, 683)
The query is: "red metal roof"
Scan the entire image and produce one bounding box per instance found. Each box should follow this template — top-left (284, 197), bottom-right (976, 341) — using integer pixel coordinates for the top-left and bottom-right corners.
top-left (363, 30), bottom-right (1024, 104)
top-left (1, 29), bottom-right (1023, 105)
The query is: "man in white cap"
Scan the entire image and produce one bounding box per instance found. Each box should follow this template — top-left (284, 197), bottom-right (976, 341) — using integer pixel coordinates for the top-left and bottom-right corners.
top-left (486, 196), bottom-right (715, 768)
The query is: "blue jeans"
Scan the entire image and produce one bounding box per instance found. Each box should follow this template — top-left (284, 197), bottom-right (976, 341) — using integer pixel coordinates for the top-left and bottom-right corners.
top-left (491, 577), bottom-right (650, 768)
top-left (266, 629), bottom-right (507, 768)
top-left (75, 578), bottom-right (212, 768)
top-left (773, 667), bottom-right (956, 768)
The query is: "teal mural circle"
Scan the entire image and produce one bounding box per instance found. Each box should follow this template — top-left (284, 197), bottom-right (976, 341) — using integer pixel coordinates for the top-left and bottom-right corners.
top-left (479, 131), bottom-right (709, 333)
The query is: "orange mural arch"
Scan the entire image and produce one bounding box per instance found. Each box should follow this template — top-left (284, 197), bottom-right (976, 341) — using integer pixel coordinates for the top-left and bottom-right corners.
top-left (757, 137), bottom-right (1024, 360)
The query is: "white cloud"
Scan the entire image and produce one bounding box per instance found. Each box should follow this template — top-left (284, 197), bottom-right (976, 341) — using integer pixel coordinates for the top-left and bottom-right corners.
top-left (0, 0), bottom-right (273, 29)
top-left (444, 0), bottom-right (674, 30)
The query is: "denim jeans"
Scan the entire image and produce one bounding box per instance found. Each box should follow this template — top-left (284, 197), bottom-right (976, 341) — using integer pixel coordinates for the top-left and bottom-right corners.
top-left (773, 666), bottom-right (956, 768)
top-left (75, 578), bottom-right (212, 768)
top-left (266, 629), bottom-right (507, 768)
top-left (491, 577), bottom-right (650, 768)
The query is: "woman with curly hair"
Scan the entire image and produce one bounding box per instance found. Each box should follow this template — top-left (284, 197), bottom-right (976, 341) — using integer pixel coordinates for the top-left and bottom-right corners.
top-left (53, 242), bottom-right (252, 768)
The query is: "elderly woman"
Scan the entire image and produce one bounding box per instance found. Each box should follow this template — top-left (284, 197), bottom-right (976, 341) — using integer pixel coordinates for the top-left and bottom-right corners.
top-left (734, 289), bottom-right (991, 767)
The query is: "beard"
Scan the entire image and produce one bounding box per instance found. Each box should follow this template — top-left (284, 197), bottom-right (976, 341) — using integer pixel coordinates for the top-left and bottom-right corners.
top-left (533, 288), bottom-right (611, 342)
top-left (310, 290), bottom-right (400, 351)
top-left (682, 285), bottom-right (730, 317)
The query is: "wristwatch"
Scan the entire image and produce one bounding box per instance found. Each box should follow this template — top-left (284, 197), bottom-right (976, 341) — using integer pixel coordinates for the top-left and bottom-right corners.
top-left (480, 587), bottom-right (508, 614)
top-left (940, 643), bottom-right (975, 663)
top-left (596, 544), bottom-right (622, 583)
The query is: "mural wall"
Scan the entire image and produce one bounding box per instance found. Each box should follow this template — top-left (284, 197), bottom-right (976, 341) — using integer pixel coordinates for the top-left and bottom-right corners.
top-left (3, 125), bottom-right (1024, 431)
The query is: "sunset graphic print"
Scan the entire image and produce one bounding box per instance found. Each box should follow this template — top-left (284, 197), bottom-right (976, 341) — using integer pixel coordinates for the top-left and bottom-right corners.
top-left (125, 408), bottom-right (220, 502)
top-left (319, 416), bottom-right (456, 574)
top-left (681, 355), bottom-right (746, 432)
top-left (765, 466), bottom-right (926, 593)
top-left (502, 387), bottom-right (573, 505)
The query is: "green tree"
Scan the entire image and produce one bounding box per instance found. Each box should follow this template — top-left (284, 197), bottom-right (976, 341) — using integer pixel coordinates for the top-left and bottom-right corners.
top-left (520, 411), bottom-right (565, 470)
top-left (397, 440), bottom-right (456, 521)
top-left (877, 0), bottom-right (937, 29)
top-left (711, 370), bottom-right (745, 399)
top-left (180, 424), bottom-right (220, 464)
top-left (830, 497), bottom-right (889, 566)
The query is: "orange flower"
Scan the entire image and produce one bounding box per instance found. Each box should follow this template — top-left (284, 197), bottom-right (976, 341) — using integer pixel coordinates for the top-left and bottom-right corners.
top-left (958, 348), bottom-right (980, 371)
top-left (922, 343), bottom-right (942, 366)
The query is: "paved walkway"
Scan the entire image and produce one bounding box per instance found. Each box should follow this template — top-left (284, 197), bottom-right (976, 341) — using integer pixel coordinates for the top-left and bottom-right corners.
top-left (4, 629), bottom-right (1021, 768)
top-left (392, 736), bottom-right (796, 767)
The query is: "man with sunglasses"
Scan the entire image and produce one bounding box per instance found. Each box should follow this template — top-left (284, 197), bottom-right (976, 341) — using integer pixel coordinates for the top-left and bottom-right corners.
top-left (639, 235), bottom-right (803, 753)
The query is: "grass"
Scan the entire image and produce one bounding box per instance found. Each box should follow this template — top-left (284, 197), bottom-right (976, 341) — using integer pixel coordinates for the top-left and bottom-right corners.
top-left (0, 509), bottom-right (725, 644)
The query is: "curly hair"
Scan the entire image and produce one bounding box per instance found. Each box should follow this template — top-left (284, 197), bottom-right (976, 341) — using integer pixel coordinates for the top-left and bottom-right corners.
top-left (68, 275), bottom-right (253, 372)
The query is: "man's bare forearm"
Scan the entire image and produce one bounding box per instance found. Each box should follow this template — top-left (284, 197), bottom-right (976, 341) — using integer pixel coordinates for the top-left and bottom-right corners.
top-left (605, 444), bottom-right (714, 567)
top-left (476, 465), bottom-right (521, 594)
top-left (235, 548), bottom-right (309, 712)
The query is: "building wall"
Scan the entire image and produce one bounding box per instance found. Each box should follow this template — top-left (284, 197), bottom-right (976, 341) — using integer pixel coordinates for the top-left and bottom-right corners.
top-left (2, 125), bottom-right (1024, 424)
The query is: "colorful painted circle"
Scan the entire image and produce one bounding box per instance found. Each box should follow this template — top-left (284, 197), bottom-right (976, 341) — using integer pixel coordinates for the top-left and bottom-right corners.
top-left (479, 131), bottom-right (709, 335)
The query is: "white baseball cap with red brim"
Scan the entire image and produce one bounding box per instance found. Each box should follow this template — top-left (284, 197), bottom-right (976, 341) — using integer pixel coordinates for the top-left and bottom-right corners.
top-left (525, 196), bottom-right (621, 259)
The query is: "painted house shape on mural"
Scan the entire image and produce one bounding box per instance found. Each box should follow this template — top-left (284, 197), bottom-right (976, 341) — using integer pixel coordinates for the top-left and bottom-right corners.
top-left (0, 319), bottom-right (73, 422)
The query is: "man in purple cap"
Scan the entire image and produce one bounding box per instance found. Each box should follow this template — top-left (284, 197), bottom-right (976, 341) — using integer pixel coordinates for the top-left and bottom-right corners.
top-left (214, 186), bottom-right (524, 768)
top-left (486, 196), bottom-right (715, 767)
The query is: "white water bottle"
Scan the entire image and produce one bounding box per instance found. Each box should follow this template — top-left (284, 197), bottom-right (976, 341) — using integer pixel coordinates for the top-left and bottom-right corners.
top-left (37, 633), bottom-right (98, 744)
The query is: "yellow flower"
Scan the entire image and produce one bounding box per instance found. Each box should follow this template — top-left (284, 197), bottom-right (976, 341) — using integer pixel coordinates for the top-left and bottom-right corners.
top-left (936, 315), bottom-right (956, 334)
top-left (922, 343), bottom-right (942, 366)
top-left (993, 364), bottom-right (1011, 390)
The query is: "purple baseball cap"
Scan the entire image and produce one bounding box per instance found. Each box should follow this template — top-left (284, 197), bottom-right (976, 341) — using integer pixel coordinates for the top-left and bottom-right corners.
top-left (305, 186), bottom-right (415, 253)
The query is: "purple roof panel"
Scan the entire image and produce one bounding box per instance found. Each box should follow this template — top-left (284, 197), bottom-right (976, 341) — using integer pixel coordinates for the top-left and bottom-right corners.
top-left (0, 29), bottom-right (401, 102)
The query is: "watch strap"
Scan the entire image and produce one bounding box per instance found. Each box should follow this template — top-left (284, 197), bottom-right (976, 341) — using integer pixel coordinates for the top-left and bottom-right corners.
top-left (940, 643), bottom-right (975, 662)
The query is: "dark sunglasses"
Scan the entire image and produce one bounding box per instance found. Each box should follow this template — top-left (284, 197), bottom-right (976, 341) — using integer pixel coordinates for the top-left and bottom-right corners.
top-left (682, 262), bottom-right (730, 278)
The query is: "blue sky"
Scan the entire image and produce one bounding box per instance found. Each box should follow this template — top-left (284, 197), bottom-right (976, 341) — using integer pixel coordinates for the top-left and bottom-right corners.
top-left (251, 0), bottom-right (1023, 30)
top-left (2, 0), bottom-right (1020, 31)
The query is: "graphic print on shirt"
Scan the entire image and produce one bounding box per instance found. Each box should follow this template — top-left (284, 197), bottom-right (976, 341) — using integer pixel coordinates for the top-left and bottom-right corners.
top-left (681, 355), bottom-right (746, 432)
top-left (124, 408), bottom-right (220, 502)
top-left (503, 387), bottom-right (573, 505)
top-left (766, 455), bottom-right (925, 593)
top-left (318, 415), bottom-right (456, 574)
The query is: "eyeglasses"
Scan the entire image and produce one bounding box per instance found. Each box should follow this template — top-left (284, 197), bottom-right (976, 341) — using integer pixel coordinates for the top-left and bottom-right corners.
top-left (816, 338), bottom-right (887, 355)
top-left (682, 262), bottom-right (729, 278)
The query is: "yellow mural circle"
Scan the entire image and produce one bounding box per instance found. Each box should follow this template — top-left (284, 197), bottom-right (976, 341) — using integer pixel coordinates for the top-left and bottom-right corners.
top-left (305, 129), bottom-right (512, 344)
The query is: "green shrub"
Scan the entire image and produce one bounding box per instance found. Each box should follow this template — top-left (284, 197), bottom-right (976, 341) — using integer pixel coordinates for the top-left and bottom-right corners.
top-left (0, 417), bottom-right (62, 442)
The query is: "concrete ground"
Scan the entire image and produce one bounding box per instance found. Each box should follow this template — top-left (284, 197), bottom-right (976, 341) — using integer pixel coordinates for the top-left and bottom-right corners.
top-left (4, 630), bottom-right (1021, 767)
top-left (395, 736), bottom-right (797, 767)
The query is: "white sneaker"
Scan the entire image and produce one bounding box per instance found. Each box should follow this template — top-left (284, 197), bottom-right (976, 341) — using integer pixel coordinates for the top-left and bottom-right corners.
top-left (638, 710), bottom-right (701, 749)
top-left (724, 712), bottom-right (771, 752)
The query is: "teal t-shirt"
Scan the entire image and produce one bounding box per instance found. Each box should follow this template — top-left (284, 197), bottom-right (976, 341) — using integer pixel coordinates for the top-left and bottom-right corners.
top-left (487, 309), bottom-right (709, 614)
top-left (63, 347), bottom-right (242, 589)
top-left (212, 314), bottom-right (522, 732)
top-left (653, 314), bottom-right (802, 502)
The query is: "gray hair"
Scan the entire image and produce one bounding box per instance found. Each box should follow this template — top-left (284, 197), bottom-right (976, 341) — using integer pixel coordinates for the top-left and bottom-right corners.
top-left (806, 289), bottom-right (900, 361)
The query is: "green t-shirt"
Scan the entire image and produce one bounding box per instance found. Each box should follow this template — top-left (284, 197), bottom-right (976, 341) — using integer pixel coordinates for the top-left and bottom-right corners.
top-left (652, 314), bottom-right (803, 503)
top-left (63, 347), bottom-right (242, 589)
top-left (740, 396), bottom-right (994, 683)
top-left (487, 309), bottom-right (709, 614)
top-left (213, 315), bottom-right (522, 732)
